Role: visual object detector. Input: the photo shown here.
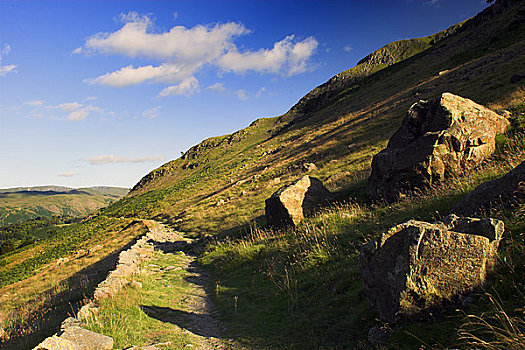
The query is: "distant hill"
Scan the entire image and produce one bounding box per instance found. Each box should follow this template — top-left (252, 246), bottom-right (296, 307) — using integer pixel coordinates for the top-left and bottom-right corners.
top-left (0, 186), bottom-right (129, 225)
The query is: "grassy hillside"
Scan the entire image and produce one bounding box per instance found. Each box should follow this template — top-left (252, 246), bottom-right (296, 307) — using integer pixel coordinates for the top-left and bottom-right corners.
top-left (103, 0), bottom-right (525, 236)
top-left (97, 1), bottom-right (524, 348)
top-left (2, 0), bottom-right (525, 348)
top-left (0, 186), bottom-right (128, 226)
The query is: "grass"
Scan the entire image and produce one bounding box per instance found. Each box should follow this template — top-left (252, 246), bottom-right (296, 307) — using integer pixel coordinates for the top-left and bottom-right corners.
top-left (83, 249), bottom-right (236, 349)
top-left (2, 2), bottom-right (525, 348)
top-left (198, 133), bottom-right (525, 349)
top-left (0, 187), bottom-right (127, 226)
top-left (0, 217), bottom-right (146, 348)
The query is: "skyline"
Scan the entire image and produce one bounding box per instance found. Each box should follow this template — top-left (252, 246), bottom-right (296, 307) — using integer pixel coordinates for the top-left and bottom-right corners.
top-left (0, 0), bottom-right (489, 188)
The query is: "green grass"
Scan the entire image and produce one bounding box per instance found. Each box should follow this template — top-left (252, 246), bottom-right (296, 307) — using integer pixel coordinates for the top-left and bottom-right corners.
top-left (3, 2), bottom-right (525, 349)
top-left (0, 186), bottom-right (127, 225)
top-left (83, 249), bottom-right (235, 349)
top-left (0, 216), bottom-right (128, 287)
top-left (197, 133), bottom-right (525, 349)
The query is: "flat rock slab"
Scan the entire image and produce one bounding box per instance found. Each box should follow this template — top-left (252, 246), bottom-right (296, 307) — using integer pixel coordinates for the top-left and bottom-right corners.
top-left (34, 336), bottom-right (80, 350)
top-left (60, 326), bottom-right (114, 350)
top-left (359, 214), bottom-right (504, 322)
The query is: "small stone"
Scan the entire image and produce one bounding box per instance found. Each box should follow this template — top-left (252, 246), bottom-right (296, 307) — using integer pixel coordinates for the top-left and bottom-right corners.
top-left (367, 326), bottom-right (392, 347)
top-left (302, 163), bottom-right (317, 172)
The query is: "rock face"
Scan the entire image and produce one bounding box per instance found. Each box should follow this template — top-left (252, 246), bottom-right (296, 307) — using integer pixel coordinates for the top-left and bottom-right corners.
top-left (367, 93), bottom-right (510, 202)
top-left (451, 161), bottom-right (525, 216)
top-left (359, 214), bottom-right (504, 322)
top-left (265, 176), bottom-right (334, 228)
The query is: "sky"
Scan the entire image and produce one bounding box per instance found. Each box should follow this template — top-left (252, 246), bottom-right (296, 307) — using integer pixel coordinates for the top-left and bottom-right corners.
top-left (0, 0), bottom-right (490, 189)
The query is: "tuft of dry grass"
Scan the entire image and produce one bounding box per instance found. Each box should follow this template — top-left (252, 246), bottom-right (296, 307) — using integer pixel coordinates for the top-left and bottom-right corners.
top-left (458, 293), bottom-right (525, 350)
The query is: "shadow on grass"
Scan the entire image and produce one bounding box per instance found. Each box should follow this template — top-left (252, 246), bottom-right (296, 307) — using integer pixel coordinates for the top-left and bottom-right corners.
top-left (140, 305), bottom-right (221, 338)
top-left (0, 225), bottom-right (147, 350)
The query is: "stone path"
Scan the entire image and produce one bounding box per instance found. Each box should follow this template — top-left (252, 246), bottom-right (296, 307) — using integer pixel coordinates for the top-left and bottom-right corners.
top-left (35, 220), bottom-right (235, 350)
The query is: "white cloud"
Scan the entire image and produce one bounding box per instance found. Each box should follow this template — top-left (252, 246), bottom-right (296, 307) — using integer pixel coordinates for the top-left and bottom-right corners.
top-left (255, 86), bottom-right (266, 98)
top-left (77, 12), bottom-right (318, 94)
top-left (58, 172), bottom-right (76, 177)
top-left (235, 89), bottom-right (249, 101)
top-left (85, 154), bottom-right (164, 165)
top-left (207, 82), bottom-right (226, 93)
top-left (24, 100), bottom-right (44, 106)
top-left (218, 35), bottom-right (318, 76)
top-left (159, 77), bottom-right (199, 97)
top-left (57, 102), bottom-right (83, 112)
top-left (84, 63), bottom-right (196, 87)
top-left (0, 44), bottom-right (17, 77)
top-left (344, 45), bottom-right (352, 52)
top-left (0, 65), bottom-right (17, 77)
top-left (142, 106), bottom-right (162, 119)
top-left (50, 101), bottom-right (106, 121)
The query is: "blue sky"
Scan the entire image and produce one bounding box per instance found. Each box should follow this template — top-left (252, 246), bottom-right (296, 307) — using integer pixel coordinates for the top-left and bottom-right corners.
top-left (0, 0), bottom-right (489, 189)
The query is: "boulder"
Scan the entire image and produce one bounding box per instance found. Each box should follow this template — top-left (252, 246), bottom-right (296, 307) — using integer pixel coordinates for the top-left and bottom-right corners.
top-left (510, 74), bottom-right (525, 84)
top-left (265, 175), bottom-right (334, 228)
top-left (359, 214), bottom-right (504, 322)
top-left (451, 160), bottom-right (525, 216)
top-left (60, 326), bottom-right (113, 350)
top-left (367, 92), bottom-right (510, 202)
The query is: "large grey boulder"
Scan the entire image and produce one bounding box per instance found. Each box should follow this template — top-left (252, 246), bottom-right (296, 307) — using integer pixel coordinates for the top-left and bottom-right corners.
top-left (451, 160), bottom-right (525, 216)
top-left (265, 175), bottom-right (334, 228)
top-left (367, 93), bottom-right (510, 202)
top-left (359, 214), bottom-right (504, 322)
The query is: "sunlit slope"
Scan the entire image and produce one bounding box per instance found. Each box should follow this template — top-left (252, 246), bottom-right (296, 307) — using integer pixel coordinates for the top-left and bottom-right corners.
top-left (0, 186), bottom-right (128, 225)
top-left (102, 0), bottom-right (525, 234)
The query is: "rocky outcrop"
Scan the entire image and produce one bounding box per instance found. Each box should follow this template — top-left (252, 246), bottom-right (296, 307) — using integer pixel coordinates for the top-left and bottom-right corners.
top-left (367, 93), bottom-right (510, 202)
top-left (265, 176), bottom-right (334, 228)
top-left (359, 214), bottom-right (504, 322)
top-left (451, 161), bottom-right (525, 216)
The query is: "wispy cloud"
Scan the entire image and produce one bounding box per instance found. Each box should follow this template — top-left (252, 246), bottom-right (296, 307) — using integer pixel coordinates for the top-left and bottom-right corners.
top-left (58, 171), bottom-right (76, 177)
top-left (235, 89), bottom-right (249, 101)
top-left (53, 102), bottom-right (105, 121)
top-left (344, 45), bottom-right (352, 52)
top-left (255, 86), bottom-right (266, 98)
top-left (159, 77), bottom-right (199, 97)
top-left (24, 99), bottom-right (111, 121)
top-left (142, 106), bottom-right (162, 119)
top-left (207, 82), bottom-right (226, 93)
top-left (24, 100), bottom-right (44, 106)
top-left (0, 44), bottom-right (17, 77)
top-left (76, 12), bottom-right (318, 95)
top-left (84, 154), bottom-right (164, 165)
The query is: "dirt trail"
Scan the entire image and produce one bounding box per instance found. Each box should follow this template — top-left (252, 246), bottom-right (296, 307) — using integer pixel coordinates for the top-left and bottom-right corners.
top-left (137, 221), bottom-right (234, 350)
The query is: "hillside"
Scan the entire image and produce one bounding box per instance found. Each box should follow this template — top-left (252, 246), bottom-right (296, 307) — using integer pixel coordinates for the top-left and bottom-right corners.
top-left (105, 0), bottom-right (524, 235)
top-left (2, 0), bottom-right (525, 348)
top-left (0, 186), bottom-right (129, 226)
